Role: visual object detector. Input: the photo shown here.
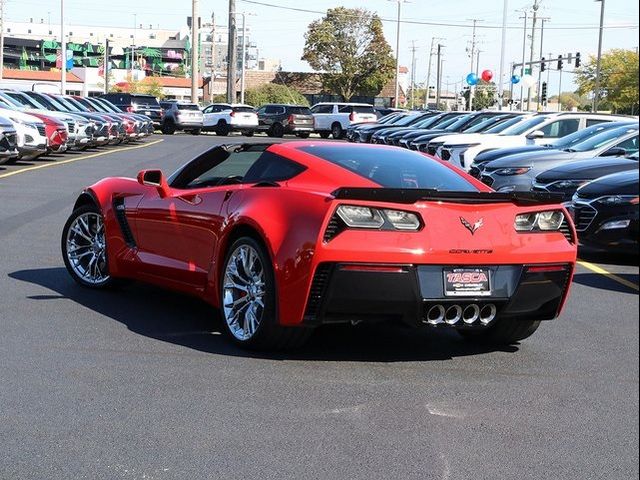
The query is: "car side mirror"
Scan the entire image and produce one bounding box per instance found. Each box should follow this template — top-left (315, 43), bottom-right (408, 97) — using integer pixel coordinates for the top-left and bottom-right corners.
top-left (526, 130), bottom-right (545, 140)
top-left (137, 169), bottom-right (170, 198)
top-left (601, 147), bottom-right (627, 157)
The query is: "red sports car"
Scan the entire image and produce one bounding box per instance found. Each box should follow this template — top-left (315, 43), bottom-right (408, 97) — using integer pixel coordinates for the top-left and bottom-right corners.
top-left (61, 142), bottom-right (577, 349)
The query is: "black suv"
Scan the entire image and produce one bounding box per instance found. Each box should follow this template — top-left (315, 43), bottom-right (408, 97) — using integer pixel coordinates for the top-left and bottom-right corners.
top-left (100, 93), bottom-right (163, 127)
top-left (256, 104), bottom-right (314, 138)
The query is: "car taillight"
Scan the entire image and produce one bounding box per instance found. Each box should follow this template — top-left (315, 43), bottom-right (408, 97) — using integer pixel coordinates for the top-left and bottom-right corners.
top-left (349, 113), bottom-right (355, 122)
top-left (287, 115), bottom-right (295, 124)
top-left (230, 111), bottom-right (236, 117)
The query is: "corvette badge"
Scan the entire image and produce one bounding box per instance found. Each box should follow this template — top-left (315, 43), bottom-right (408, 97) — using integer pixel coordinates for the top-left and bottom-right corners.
top-left (460, 217), bottom-right (483, 235)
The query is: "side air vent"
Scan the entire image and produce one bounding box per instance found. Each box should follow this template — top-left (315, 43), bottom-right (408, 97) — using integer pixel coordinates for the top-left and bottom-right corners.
top-left (323, 213), bottom-right (347, 243)
top-left (303, 263), bottom-right (334, 323)
top-left (559, 217), bottom-right (575, 244)
top-left (113, 198), bottom-right (136, 247)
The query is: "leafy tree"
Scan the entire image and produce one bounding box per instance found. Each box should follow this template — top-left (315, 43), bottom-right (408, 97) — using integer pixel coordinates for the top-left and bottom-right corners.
top-left (143, 78), bottom-right (165, 99)
top-left (302, 7), bottom-right (395, 101)
top-left (244, 84), bottom-right (309, 107)
top-left (548, 92), bottom-right (589, 111)
top-left (575, 48), bottom-right (639, 113)
top-left (462, 81), bottom-right (497, 110)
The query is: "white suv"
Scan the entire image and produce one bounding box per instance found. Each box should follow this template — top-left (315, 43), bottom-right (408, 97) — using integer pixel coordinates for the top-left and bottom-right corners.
top-left (311, 102), bottom-right (377, 139)
top-left (202, 104), bottom-right (259, 136)
top-left (433, 113), bottom-right (633, 171)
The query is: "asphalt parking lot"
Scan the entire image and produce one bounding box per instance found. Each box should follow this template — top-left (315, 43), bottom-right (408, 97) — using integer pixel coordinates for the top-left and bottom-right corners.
top-left (1, 134), bottom-right (638, 480)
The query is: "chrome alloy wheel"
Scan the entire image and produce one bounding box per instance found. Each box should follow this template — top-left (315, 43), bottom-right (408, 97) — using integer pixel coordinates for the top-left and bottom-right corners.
top-left (65, 212), bottom-right (110, 285)
top-left (223, 244), bottom-right (266, 341)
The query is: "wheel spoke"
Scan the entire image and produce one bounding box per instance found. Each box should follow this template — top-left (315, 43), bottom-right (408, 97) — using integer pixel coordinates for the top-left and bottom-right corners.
top-left (65, 211), bottom-right (110, 285)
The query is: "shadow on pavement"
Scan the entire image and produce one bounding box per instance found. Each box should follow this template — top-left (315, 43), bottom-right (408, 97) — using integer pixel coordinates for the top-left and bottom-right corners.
top-left (579, 248), bottom-right (640, 267)
top-left (9, 267), bottom-right (518, 362)
top-left (572, 272), bottom-right (639, 294)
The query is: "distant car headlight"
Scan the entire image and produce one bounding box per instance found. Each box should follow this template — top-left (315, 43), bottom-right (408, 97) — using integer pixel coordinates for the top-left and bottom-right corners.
top-left (337, 205), bottom-right (421, 231)
top-left (595, 195), bottom-right (639, 206)
top-left (598, 219), bottom-right (631, 231)
top-left (515, 210), bottom-right (565, 232)
top-left (494, 167), bottom-right (531, 176)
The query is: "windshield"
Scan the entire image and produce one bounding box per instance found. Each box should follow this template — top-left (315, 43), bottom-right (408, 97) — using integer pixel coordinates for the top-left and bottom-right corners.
top-left (298, 144), bottom-right (478, 191)
top-left (568, 126), bottom-right (639, 152)
top-left (552, 122), bottom-right (628, 148)
top-left (3, 91), bottom-right (40, 109)
top-left (392, 114), bottom-right (426, 127)
top-left (0, 93), bottom-right (23, 109)
top-left (65, 97), bottom-right (91, 112)
top-left (463, 116), bottom-right (510, 133)
top-left (483, 116), bottom-right (529, 134)
top-left (84, 98), bottom-right (109, 113)
top-left (411, 115), bottom-right (445, 129)
top-left (94, 98), bottom-right (122, 113)
top-left (177, 104), bottom-right (200, 111)
top-left (443, 114), bottom-right (473, 132)
top-left (500, 116), bottom-right (549, 135)
top-left (48, 95), bottom-right (81, 112)
top-left (72, 97), bottom-right (97, 111)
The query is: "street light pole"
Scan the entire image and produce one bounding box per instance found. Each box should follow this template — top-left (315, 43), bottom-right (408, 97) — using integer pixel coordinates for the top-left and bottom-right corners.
top-left (0, 0), bottom-right (5, 81)
top-left (435, 43), bottom-right (443, 108)
top-left (593, 0), bottom-right (605, 112)
top-left (61, 0), bottom-right (66, 95)
top-left (191, 0), bottom-right (199, 103)
top-left (240, 12), bottom-right (246, 104)
top-left (227, 0), bottom-right (237, 103)
top-left (392, 0), bottom-right (403, 107)
top-left (497, 0), bottom-right (508, 110)
top-left (519, 10), bottom-right (528, 109)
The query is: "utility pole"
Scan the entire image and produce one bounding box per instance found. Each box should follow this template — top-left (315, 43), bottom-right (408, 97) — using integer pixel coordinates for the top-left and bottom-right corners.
top-left (593, 0), bottom-right (605, 112)
top-left (467, 19), bottom-right (482, 110)
top-left (536, 18), bottom-right (549, 109)
top-left (497, 0), bottom-right (508, 110)
top-left (210, 12), bottom-right (215, 103)
top-left (389, 0), bottom-right (408, 107)
top-left (0, 0), bottom-right (5, 80)
top-left (104, 38), bottom-right (110, 93)
top-left (526, 0), bottom-right (540, 111)
top-left (61, 0), bottom-right (66, 94)
top-left (558, 66), bottom-right (563, 112)
top-left (424, 36), bottom-right (442, 109)
top-left (435, 43), bottom-right (443, 109)
top-left (226, 0), bottom-right (237, 103)
top-left (409, 40), bottom-right (418, 109)
top-left (131, 14), bottom-right (137, 76)
top-left (519, 10), bottom-right (528, 109)
top-left (191, 0), bottom-right (199, 103)
top-left (240, 13), bottom-right (246, 104)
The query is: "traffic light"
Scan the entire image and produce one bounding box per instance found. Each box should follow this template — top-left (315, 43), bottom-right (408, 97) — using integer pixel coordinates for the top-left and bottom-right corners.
top-left (540, 57), bottom-right (546, 72)
top-left (541, 82), bottom-right (548, 105)
top-left (557, 55), bottom-right (563, 70)
top-left (575, 52), bottom-right (581, 68)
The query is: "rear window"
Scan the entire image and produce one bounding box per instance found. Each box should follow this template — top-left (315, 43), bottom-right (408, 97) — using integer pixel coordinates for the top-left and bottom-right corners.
top-left (339, 105), bottom-right (375, 114)
top-left (177, 104), bottom-right (200, 111)
top-left (289, 106), bottom-right (312, 115)
top-left (298, 145), bottom-right (478, 191)
top-left (233, 106), bottom-right (255, 113)
top-left (131, 95), bottom-right (160, 106)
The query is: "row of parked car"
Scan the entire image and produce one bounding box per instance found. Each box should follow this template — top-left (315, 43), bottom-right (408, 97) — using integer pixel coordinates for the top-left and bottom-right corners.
top-left (348, 109), bottom-right (639, 253)
top-left (0, 90), bottom-right (156, 165)
top-left (97, 93), bottom-right (394, 139)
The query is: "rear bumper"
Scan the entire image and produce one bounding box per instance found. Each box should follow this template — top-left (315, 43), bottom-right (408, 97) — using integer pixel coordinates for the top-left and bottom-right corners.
top-left (302, 263), bottom-right (574, 328)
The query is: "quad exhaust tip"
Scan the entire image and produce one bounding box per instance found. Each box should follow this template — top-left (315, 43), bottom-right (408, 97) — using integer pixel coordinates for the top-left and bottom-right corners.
top-left (425, 303), bottom-right (497, 326)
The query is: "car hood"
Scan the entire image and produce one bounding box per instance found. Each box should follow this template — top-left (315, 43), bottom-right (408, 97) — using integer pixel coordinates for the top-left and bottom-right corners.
top-left (0, 108), bottom-right (45, 125)
top-left (474, 145), bottom-right (549, 163)
top-left (577, 170), bottom-right (639, 197)
top-left (484, 150), bottom-right (572, 169)
top-left (537, 158), bottom-right (639, 182)
top-left (436, 133), bottom-right (486, 145)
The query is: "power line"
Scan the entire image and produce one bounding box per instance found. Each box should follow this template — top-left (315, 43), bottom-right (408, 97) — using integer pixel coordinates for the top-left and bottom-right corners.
top-left (238, 0), bottom-right (638, 30)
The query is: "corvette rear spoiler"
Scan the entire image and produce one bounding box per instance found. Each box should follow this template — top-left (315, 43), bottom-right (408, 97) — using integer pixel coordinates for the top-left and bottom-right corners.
top-left (331, 188), bottom-right (565, 206)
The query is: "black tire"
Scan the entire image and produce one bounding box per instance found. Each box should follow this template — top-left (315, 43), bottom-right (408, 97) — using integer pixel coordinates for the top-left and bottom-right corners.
top-left (220, 237), bottom-right (313, 350)
top-left (457, 318), bottom-right (541, 345)
top-left (243, 130), bottom-right (255, 137)
top-left (190, 128), bottom-right (202, 135)
top-left (162, 121), bottom-right (176, 135)
top-left (331, 123), bottom-right (344, 140)
top-left (296, 132), bottom-right (311, 139)
top-left (216, 121), bottom-right (230, 136)
top-left (319, 132), bottom-right (331, 139)
top-left (268, 123), bottom-right (284, 138)
top-left (61, 204), bottom-right (117, 290)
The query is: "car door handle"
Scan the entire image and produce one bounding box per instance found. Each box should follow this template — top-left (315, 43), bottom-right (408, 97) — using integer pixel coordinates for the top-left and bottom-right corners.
top-left (177, 194), bottom-right (202, 205)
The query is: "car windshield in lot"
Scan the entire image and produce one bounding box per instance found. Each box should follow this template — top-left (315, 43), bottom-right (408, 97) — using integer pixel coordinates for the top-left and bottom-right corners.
top-left (482, 115), bottom-right (529, 134)
top-left (131, 95), bottom-right (160, 106)
top-left (500, 115), bottom-right (549, 135)
top-left (298, 144), bottom-right (479, 191)
top-left (289, 106), bottom-right (312, 115)
top-left (233, 106), bottom-right (255, 113)
top-left (566, 125), bottom-right (639, 152)
top-left (551, 122), bottom-right (630, 149)
top-left (177, 104), bottom-right (200, 111)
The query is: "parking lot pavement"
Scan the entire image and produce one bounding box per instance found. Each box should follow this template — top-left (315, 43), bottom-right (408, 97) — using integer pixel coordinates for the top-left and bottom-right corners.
top-left (0, 135), bottom-right (638, 480)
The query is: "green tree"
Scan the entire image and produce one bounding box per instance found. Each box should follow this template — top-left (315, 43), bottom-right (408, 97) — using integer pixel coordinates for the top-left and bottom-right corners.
top-left (575, 48), bottom-right (639, 113)
top-left (301, 7), bottom-right (395, 101)
top-left (142, 78), bottom-right (165, 100)
top-left (463, 81), bottom-right (497, 110)
top-left (244, 84), bottom-right (309, 107)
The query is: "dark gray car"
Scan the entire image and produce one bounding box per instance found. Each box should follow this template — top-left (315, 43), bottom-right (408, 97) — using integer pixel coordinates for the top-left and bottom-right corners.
top-left (256, 104), bottom-right (314, 138)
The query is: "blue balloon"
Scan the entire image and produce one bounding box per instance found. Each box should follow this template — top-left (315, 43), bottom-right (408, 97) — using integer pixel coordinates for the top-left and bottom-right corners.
top-left (511, 74), bottom-right (521, 84)
top-left (466, 73), bottom-right (479, 86)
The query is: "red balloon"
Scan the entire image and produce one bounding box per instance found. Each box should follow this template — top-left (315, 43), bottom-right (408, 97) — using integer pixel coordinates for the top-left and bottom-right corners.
top-left (481, 69), bottom-right (493, 82)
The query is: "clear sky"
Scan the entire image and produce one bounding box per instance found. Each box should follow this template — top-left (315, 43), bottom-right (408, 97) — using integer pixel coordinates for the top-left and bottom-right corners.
top-left (6, 0), bottom-right (639, 96)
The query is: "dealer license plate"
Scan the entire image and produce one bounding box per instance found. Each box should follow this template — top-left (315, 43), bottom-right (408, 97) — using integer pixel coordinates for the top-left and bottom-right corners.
top-left (443, 268), bottom-right (491, 297)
